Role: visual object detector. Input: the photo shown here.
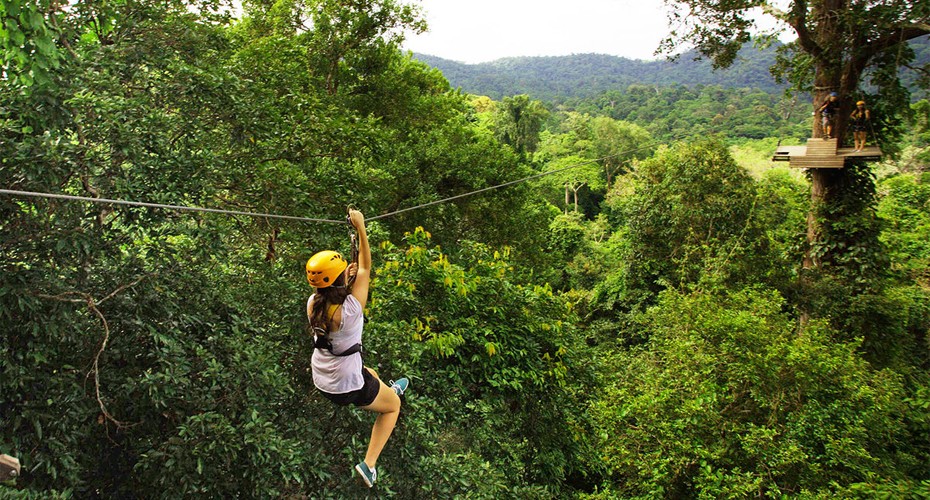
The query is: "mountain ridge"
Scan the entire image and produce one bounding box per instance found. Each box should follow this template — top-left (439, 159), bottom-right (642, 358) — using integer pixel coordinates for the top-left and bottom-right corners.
top-left (412, 36), bottom-right (930, 101)
top-left (411, 47), bottom-right (782, 100)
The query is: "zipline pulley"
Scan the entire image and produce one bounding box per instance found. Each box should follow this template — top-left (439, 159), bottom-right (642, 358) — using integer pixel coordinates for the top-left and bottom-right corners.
top-left (346, 206), bottom-right (359, 287)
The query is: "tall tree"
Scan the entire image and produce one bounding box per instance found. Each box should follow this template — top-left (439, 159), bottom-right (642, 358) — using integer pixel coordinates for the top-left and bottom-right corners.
top-left (595, 140), bottom-right (771, 316)
top-left (659, 0), bottom-right (930, 275)
top-left (492, 94), bottom-right (549, 156)
top-left (239, 0), bottom-right (425, 96)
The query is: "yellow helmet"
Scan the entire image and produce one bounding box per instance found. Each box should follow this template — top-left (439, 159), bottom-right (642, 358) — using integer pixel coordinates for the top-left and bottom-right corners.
top-left (306, 250), bottom-right (348, 288)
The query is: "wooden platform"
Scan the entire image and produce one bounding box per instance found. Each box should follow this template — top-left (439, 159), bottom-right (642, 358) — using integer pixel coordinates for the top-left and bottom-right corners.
top-left (0, 454), bottom-right (20, 481)
top-left (772, 138), bottom-right (881, 169)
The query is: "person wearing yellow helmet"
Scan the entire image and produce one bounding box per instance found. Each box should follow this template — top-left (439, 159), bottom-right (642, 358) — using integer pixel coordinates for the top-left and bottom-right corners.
top-left (850, 100), bottom-right (871, 152)
top-left (305, 209), bottom-right (408, 488)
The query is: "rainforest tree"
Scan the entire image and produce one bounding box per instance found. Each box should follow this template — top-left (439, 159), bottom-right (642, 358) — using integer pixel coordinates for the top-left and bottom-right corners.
top-left (492, 94), bottom-right (549, 156)
top-left (660, 0), bottom-right (930, 274)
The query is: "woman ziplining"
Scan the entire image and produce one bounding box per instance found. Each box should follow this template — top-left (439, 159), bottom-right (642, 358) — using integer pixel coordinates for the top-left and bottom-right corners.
top-left (305, 209), bottom-right (409, 488)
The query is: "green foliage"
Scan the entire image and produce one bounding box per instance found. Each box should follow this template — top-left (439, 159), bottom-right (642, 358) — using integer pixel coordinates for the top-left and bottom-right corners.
top-left (799, 164), bottom-right (893, 357)
top-left (657, 0), bottom-right (926, 302)
top-left (832, 479), bottom-right (930, 500)
top-left (491, 94), bottom-right (549, 155)
top-left (246, 0), bottom-right (425, 97)
top-left (0, 0), bottom-right (62, 87)
top-left (539, 113), bottom-right (654, 178)
top-left (663, 1), bottom-right (929, 152)
top-left (1, 0), bottom-right (929, 496)
top-left (753, 166), bottom-right (809, 280)
top-left (547, 212), bottom-right (589, 266)
top-left (590, 287), bottom-right (920, 498)
top-left (595, 139), bottom-right (773, 315)
top-left (566, 84), bottom-right (809, 143)
top-left (543, 211), bottom-right (620, 295)
top-left (802, 162), bottom-right (889, 287)
top-left (533, 113), bottom-right (653, 216)
top-left (0, 203), bottom-right (319, 495)
top-left (740, 164), bottom-right (930, 370)
top-left (878, 172), bottom-right (930, 283)
top-left (359, 228), bottom-right (596, 495)
top-left (730, 138), bottom-right (802, 178)
top-left (0, 0), bottom-right (575, 496)
top-left (371, 227), bottom-right (572, 395)
top-left (904, 99), bottom-right (930, 168)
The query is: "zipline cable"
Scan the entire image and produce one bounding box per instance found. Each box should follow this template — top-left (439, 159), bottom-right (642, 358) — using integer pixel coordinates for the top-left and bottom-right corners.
top-left (0, 137), bottom-right (674, 224)
top-left (0, 189), bottom-right (345, 224)
top-left (367, 140), bottom-right (667, 221)
top-left (367, 157), bottom-right (601, 221)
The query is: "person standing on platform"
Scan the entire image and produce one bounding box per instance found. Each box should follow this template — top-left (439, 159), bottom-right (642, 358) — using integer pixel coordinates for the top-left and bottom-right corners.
top-left (818, 92), bottom-right (840, 139)
top-left (850, 100), bottom-right (871, 152)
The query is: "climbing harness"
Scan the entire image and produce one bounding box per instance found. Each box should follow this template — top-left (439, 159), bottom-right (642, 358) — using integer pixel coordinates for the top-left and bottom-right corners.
top-left (310, 295), bottom-right (363, 357)
top-left (313, 328), bottom-right (363, 357)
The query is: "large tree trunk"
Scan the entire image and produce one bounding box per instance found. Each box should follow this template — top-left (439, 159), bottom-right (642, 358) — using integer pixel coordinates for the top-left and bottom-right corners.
top-left (806, 60), bottom-right (840, 270)
top-left (805, 55), bottom-right (867, 270)
top-left (803, 168), bottom-right (837, 269)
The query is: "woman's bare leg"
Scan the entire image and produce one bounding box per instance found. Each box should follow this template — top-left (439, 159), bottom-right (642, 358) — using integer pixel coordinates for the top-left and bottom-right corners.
top-left (359, 367), bottom-right (401, 468)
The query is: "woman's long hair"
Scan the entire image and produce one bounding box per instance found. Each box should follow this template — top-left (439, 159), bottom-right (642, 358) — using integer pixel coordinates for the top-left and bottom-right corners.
top-left (309, 273), bottom-right (349, 337)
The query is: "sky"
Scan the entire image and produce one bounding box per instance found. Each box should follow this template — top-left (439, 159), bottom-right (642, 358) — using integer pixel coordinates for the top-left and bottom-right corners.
top-left (402, 0), bottom-right (678, 64)
top-left (401, 0), bottom-right (791, 64)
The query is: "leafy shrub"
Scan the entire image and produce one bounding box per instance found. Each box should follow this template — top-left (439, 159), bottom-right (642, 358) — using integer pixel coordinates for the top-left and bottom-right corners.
top-left (589, 287), bottom-right (919, 498)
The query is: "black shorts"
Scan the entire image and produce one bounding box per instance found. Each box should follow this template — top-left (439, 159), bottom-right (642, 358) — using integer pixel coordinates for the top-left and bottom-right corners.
top-left (318, 367), bottom-right (380, 407)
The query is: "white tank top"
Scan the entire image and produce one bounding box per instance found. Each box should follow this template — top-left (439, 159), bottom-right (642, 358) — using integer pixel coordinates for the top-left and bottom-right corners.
top-left (308, 294), bottom-right (365, 394)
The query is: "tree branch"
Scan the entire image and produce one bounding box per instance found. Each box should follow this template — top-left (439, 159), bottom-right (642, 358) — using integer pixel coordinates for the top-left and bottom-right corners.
top-left (856, 26), bottom-right (930, 63)
top-left (903, 62), bottom-right (930, 79)
top-left (788, 0), bottom-right (825, 61)
top-left (35, 273), bottom-right (155, 428)
top-left (34, 291), bottom-right (86, 303)
top-left (84, 296), bottom-right (122, 427)
top-left (47, 0), bottom-right (79, 60)
top-left (97, 273), bottom-right (154, 306)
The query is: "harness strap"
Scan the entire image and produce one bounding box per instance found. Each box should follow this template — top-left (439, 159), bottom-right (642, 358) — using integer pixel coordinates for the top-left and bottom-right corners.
top-left (309, 299), bottom-right (363, 357)
top-left (313, 334), bottom-right (363, 357)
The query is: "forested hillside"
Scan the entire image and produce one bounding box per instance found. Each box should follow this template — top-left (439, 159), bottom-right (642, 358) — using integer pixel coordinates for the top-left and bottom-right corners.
top-left (2, 0), bottom-right (929, 498)
top-left (413, 46), bottom-right (782, 100)
top-left (414, 36), bottom-right (930, 102)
